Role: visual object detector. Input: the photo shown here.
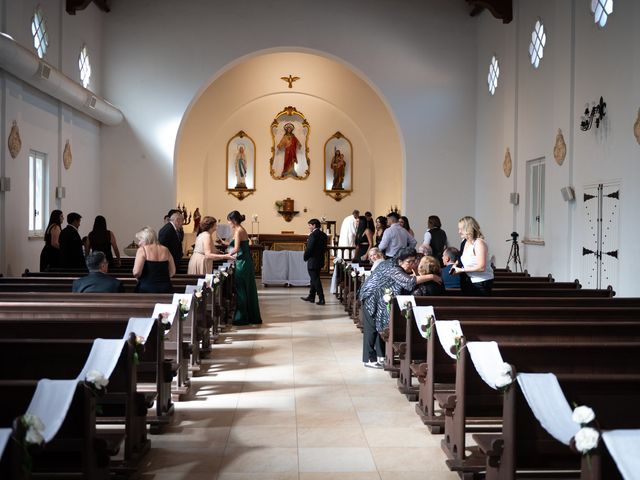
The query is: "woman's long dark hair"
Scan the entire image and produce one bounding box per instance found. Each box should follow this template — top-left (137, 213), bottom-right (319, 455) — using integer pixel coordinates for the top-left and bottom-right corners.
top-left (227, 210), bottom-right (245, 224)
top-left (44, 210), bottom-right (63, 239)
top-left (400, 216), bottom-right (412, 232)
top-left (91, 215), bottom-right (108, 233)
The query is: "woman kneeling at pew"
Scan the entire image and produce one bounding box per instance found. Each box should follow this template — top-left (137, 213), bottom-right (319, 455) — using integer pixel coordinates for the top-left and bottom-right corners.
top-left (359, 247), bottom-right (441, 369)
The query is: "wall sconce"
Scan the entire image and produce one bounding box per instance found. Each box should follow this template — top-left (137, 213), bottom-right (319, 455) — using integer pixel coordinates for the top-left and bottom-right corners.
top-left (580, 96), bottom-right (606, 131)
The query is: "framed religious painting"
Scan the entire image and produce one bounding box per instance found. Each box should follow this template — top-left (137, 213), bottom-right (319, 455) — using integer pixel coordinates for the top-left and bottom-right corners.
top-left (323, 131), bottom-right (353, 201)
top-left (269, 106), bottom-right (310, 180)
top-left (226, 130), bottom-right (256, 200)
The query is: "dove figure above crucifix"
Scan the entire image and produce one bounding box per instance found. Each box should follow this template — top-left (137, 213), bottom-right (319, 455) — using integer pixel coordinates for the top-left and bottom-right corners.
top-left (280, 75), bottom-right (300, 89)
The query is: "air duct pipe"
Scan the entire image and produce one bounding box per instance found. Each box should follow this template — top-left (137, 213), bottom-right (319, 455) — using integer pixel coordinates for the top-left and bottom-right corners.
top-left (0, 32), bottom-right (124, 126)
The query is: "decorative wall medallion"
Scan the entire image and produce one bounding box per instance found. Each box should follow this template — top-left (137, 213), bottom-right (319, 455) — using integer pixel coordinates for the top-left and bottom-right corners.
top-left (634, 108), bottom-right (640, 145)
top-left (8, 121), bottom-right (21, 159)
top-left (553, 128), bottom-right (567, 165)
top-left (503, 147), bottom-right (512, 178)
top-left (63, 140), bottom-right (72, 169)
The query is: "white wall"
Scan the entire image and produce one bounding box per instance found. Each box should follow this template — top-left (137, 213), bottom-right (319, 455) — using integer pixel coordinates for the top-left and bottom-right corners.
top-left (0, 0), bottom-right (103, 274)
top-left (99, 0), bottom-right (478, 249)
top-left (475, 0), bottom-right (640, 295)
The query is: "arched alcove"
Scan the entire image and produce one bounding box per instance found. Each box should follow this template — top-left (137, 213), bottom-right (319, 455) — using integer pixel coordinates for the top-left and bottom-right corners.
top-left (175, 50), bottom-right (403, 235)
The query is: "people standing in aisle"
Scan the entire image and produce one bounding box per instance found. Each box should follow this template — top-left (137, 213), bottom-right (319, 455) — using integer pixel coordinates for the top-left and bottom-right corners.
top-left (40, 209), bottom-right (63, 271)
top-left (59, 212), bottom-right (86, 270)
top-left (133, 227), bottom-right (175, 293)
top-left (86, 215), bottom-right (121, 268)
top-left (359, 247), bottom-right (441, 369)
top-left (301, 218), bottom-right (328, 305)
top-left (226, 211), bottom-right (262, 325)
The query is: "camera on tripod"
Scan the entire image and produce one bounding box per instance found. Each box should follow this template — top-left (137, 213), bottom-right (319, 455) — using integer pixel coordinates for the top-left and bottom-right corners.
top-left (505, 231), bottom-right (523, 271)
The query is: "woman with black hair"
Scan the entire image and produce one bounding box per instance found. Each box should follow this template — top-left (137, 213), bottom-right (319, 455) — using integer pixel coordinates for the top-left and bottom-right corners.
top-left (87, 215), bottom-right (121, 267)
top-left (374, 215), bottom-right (387, 247)
top-left (226, 210), bottom-right (262, 325)
top-left (40, 210), bottom-right (63, 271)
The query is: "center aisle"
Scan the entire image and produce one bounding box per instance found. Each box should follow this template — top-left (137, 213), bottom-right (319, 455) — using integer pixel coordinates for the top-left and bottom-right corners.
top-left (141, 283), bottom-right (458, 480)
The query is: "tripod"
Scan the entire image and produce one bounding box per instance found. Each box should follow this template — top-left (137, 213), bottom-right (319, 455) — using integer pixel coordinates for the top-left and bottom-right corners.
top-left (506, 237), bottom-right (523, 272)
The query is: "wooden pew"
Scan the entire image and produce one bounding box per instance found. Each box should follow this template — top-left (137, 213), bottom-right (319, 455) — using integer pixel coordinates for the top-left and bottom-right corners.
top-left (0, 381), bottom-right (109, 479)
top-left (396, 297), bottom-right (640, 400)
top-left (475, 373), bottom-right (640, 480)
top-left (439, 339), bottom-right (640, 476)
top-left (0, 336), bottom-right (148, 470)
top-left (0, 311), bottom-right (175, 431)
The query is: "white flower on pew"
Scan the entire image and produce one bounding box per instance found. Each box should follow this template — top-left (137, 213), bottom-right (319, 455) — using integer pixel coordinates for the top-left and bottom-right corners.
top-left (21, 414), bottom-right (45, 445)
top-left (213, 276), bottom-right (220, 285)
top-left (572, 405), bottom-right (596, 425)
top-left (160, 312), bottom-right (171, 325)
top-left (494, 362), bottom-right (514, 389)
top-left (85, 369), bottom-right (109, 390)
top-left (358, 271), bottom-right (365, 277)
top-left (135, 335), bottom-right (145, 344)
top-left (351, 270), bottom-right (357, 277)
top-left (574, 427), bottom-right (600, 453)
top-left (382, 288), bottom-right (393, 304)
top-left (195, 289), bottom-right (203, 299)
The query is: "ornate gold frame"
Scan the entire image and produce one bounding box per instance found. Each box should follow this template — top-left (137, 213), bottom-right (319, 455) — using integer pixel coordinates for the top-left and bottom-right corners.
top-left (269, 106), bottom-right (310, 180)
top-left (226, 130), bottom-right (256, 200)
top-left (323, 131), bottom-right (353, 201)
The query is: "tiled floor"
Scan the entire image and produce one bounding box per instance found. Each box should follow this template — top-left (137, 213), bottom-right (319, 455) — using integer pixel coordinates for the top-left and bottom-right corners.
top-left (140, 283), bottom-right (459, 479)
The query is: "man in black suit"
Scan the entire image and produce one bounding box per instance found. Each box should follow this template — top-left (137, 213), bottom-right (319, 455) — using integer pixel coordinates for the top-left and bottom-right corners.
top-left (59, 212), bottom-right (86, 270)
top-left (158, 210), bottom-right (184, 267)
top-left (72, 251), bottom-right (124, 293)
top-left (301, 218), bottom-right (328, 305)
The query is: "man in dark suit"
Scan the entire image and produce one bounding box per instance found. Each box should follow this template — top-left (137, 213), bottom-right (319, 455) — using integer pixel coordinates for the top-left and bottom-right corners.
top-left (158, 210), bottom-right (184, 267)
top-left (301, 218), bottom-right (328, 305)
top-left (59, 212), bottom-right (86, 270)
top-left (72, 251), bottom-right (124, 293)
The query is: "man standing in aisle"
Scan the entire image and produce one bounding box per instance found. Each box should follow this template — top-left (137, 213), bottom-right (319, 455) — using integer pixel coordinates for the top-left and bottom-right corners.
top-left (301, 218), bottom-right (328, 305)
top-left (59, 212), bottom-right (86, 270)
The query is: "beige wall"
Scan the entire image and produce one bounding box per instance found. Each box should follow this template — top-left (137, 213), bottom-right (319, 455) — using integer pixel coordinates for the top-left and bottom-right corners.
top-left (175, 51), bottom-right (402, 235)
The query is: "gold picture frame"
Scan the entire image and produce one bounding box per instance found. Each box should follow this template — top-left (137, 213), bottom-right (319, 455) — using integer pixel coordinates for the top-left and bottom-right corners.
top-left (269, 106), bottom-right (310, 180)
top-left (324, 131), bottom-right (353, 201)
top-left (226, 130), bottom-right (256, 200)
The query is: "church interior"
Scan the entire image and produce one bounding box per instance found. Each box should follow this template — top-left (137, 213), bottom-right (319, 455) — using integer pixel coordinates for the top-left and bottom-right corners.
top-left (1, 0), bottom-right (640, 478)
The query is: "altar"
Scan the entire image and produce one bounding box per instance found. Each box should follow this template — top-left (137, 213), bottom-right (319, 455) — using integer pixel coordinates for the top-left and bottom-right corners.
top-left (261, 250), bottom-right (309, 286)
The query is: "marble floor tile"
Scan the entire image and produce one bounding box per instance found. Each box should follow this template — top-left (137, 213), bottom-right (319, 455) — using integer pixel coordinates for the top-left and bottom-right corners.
top-left (219, 446), bottom-right (298, 473)
top-left (298, 447), bottom-right (377, 472)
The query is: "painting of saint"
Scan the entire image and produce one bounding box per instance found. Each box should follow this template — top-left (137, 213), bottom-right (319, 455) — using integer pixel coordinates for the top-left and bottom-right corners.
top-left (269, 106), bottom-right (310, 180)
top-left (276, 123), bottom-right (300, 178)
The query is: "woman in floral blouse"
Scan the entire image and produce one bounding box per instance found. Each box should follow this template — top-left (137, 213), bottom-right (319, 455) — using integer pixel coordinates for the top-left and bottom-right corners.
top-left (359, 247), bottom-right (441, 368)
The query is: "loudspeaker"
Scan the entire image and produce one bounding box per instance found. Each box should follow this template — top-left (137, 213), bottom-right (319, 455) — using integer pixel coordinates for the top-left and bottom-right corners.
top-left (0, 177), bottom-right (10, 192)
top-left (509, 192), bottom-right (520, 205)
top-left (561, 186), bottom-right (575, 202)
top-left (56, 186), bottom-right (66, 199)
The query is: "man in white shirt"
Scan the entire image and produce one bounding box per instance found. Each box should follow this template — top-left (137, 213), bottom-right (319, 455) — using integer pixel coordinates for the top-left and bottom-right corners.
top-left (338, 209), bottom-right (359, 259)
top-left (378, 212), bottom-right (416, 258)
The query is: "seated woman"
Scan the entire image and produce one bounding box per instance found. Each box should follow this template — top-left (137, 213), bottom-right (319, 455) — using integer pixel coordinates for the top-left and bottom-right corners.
top-left (358, 247), bottom-right (441, 368)
top-left (133, 227), bottom-right (175, 293)
top-left (412, 255), bottom-right (446, 296)
top-left (188, 216), bottom-right (235, 274)
top-left (86, 215), bottom-right (121, 267)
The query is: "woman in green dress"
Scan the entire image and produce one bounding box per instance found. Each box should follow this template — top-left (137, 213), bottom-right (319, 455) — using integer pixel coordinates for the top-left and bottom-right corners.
top-left (227, 211), bottom-right (262, 325)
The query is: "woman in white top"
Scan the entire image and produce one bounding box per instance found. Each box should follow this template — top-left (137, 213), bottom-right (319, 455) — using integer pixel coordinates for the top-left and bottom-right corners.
top-left (450, 216), bottom-right (494, 295)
